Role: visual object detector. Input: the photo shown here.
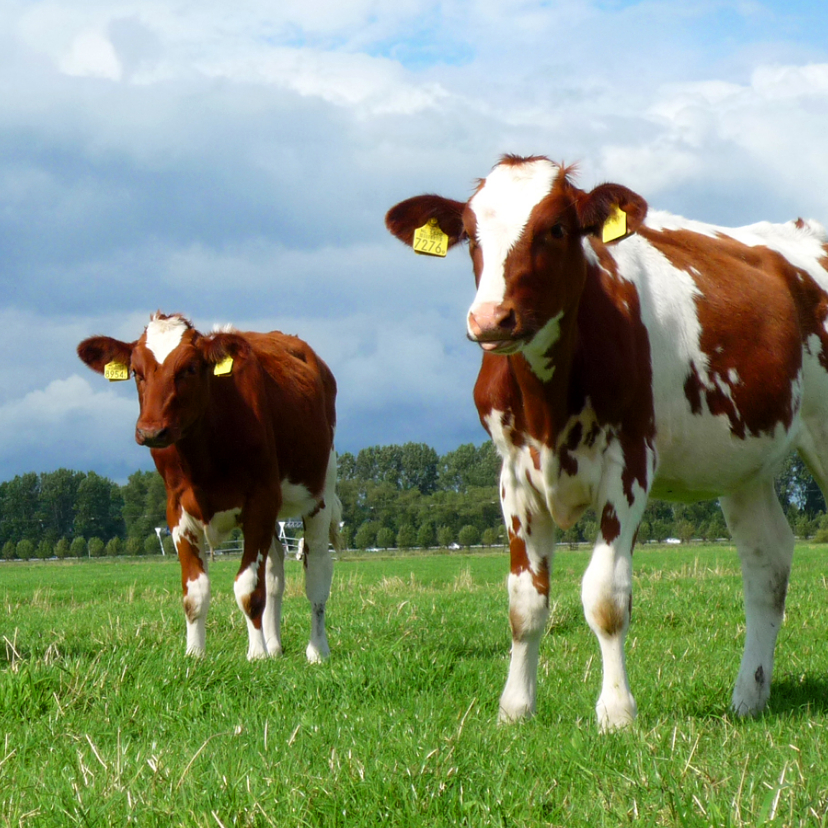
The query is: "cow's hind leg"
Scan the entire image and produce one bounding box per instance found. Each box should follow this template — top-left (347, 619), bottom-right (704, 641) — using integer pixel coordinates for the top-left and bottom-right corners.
top-left (720, 479), bottom-right (794, 717)
top-left (499, 469), bottom-right (555, 722)
top-left (262, 535), bottom-right (285, 657)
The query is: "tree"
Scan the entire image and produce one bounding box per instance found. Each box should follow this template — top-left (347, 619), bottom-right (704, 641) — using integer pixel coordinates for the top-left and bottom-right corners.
top-left (16, 539), bottom-right (34, 560)
top-left (458, 524), bottom-right (480, 548)
top-left (54, 538), bottom-right (70, 559)
top-left (38, 469), bottom-right (85, 543)
top-left (417, 521), bottom-right (436, 549)
top-left (776, 452), bottom-right (825, 516)
top-left (337, 452), bottom-right (357, 481)
top-left (339, 524), bottom-right (353, 551)
top-left (2, 540), bottom-right (16, 560)
top-left (399, 443), bottom-right (439, 494)
top-left (396, 523), bottom-right (417, 549)
top-left (438, 442), bottom-right (500, 492)
top-left (70, 537), bottom-right (87, 558)
top-left (35, 539), bottom-right (53, 560)
top-left (125, 536), bottom-right (144, 556)
top-left (814, 514), bottom-right (828, 543)
top-left (376, 526), bottom-right (395, 549)
top-left (481, 527), bottom-right (501, 547)
top-left (121, 470), bottom-right (167, 539)
top-left (437, 525), bottom-right (455, 548)
top-left (88, 537), bottom-right (105, 558)
top-left (106, 537), bottom-right (123, 557)
top-left (74, 472), bottom-right (123, 540)
top-left (354, 521), bottom-right (378, 550)
top-left (1, 474), bottom-right (40, 544)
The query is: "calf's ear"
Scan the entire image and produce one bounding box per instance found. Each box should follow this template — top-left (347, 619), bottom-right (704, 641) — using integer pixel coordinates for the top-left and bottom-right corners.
top-left (575, 183), bottom-right (648, 243)
top-left (77, 337), bottom-right (135, 374)
top-left (385, 195), bottom-right (467, 249)
top-left (200, 332), bottom-right (252, 367)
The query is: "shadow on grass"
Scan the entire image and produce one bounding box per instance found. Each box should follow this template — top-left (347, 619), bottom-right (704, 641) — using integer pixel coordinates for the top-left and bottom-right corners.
top-left (769, 675), bottom-right (828, 716)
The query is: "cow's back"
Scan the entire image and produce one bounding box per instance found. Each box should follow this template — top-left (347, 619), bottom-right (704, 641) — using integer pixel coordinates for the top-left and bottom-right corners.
top-left (240, 331), bottom-right (337, 492)
top-left (602, 214), bottom-right (828, 500)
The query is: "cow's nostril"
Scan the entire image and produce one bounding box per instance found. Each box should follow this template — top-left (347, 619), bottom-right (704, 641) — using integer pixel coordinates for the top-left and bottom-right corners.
top-left (497, 308), bottom-right (516, 331)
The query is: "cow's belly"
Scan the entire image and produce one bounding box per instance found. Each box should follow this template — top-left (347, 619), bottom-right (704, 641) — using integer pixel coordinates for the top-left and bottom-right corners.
top-left (278, 480), bottom-right (319, 519)
top-left (175, 506), bottom-right (242, 553)
top-left (651, 416), bottom-right (796, 501)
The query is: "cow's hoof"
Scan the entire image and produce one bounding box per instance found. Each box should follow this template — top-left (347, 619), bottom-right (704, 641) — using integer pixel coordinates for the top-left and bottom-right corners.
top-left (306, 643), bottom-right (330, 663)
top-left (596, 692), bottom-right (637, 732)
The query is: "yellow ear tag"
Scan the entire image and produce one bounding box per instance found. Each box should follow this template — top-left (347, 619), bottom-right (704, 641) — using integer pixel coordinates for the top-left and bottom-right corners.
top-left (104, 361), bottom-right (129, 381)
top-left (214, 356), bottom-right (233, 376)
top-left (602, 204), bottom-right (628, 243)
top-left (412, 217), bottom-right (449, 257)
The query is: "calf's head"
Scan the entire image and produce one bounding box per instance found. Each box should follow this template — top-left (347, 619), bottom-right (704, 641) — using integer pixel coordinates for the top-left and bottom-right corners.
top-left (386, 155), bottom-right (647, 361)
top-left (78, 313), bottom-right (249, 448)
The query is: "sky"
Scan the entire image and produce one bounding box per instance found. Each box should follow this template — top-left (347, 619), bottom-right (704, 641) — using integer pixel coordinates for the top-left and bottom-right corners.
top-left (1, 0), bottom-right (828, 483)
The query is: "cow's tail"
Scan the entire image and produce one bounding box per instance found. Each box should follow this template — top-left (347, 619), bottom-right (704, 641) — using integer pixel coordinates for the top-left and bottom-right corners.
top-left (329, 493), bottom-right (343, 553)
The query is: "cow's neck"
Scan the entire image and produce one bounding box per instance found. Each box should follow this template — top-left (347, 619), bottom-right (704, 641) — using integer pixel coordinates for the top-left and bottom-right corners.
top-left (509, 309), bottom-right (580, 447)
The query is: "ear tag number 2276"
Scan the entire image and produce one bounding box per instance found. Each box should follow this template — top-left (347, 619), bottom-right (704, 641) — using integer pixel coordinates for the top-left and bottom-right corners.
top-left (413, 218), bottom-right (449, 258)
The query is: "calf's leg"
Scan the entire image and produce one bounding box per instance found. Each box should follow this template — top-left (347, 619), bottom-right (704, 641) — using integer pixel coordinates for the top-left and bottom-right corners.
top-left (498, 468), bottom-right (555, 722)
top-left (261, 536), bottom-right (286, 657)
top-left (234, 522), bottom-right (273, 660)
top-left (720, 480), bottom-right (794, 716)
top-left (302, 510), bottom-right (335, 663)
top-left (173, 517), bottom-right (211, 656)
top-left (581, 447), bottom-right (651, 731)
top-left (301, 452), bottom-right (340, 663)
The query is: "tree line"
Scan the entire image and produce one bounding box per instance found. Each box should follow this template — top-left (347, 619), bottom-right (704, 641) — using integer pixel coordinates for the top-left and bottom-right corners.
top-left (1, 444), bottom-right (827, 560)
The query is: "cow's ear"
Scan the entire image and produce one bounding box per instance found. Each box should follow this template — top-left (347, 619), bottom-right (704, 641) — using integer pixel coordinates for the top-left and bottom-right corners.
top-left (385, 195), bottom-right (467, 250)
top-left (200, 332), bottom-right (252, 369)
top-left (575, 183), bottom-right (648, 244)
top-left (77, 336), bottom-right (135, 374)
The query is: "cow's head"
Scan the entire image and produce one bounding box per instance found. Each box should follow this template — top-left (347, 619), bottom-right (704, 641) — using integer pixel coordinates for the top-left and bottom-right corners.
top-left (386, 155), bottom-right (647, 367)
top-left (78, 313), bottom-right (250, 448)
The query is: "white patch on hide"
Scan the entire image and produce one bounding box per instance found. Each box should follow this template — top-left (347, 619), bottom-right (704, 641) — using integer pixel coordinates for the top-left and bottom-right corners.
top-left (469, 158), bottom-right (559, 313)
top-left (145, 314), bottom-right (189, 365)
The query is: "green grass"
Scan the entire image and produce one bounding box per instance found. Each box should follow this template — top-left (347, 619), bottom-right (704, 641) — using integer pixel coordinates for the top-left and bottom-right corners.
top-left (1, 544), bottom-right (828, 826)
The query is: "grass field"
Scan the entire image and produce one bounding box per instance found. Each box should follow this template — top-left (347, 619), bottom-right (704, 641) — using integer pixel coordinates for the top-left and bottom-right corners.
top-left (1, 543), bottom-right (828, 827)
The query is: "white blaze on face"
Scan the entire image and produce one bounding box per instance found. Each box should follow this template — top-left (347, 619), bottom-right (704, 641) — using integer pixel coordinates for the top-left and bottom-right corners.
top-left (468, 159), bottom-right (559, 325)
top-left (145, 315), bottom-right (189, 365)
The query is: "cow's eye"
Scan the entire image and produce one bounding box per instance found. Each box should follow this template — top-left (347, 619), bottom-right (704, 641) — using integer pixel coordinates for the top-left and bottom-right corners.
top-left (176, 365), bottom-right (197, 383)
top-left (545, 224), bottom-right (566, 241)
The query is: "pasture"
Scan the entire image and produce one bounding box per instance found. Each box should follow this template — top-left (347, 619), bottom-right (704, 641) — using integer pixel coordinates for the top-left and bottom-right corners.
top-left (1, 545), bottom-right (827, 827)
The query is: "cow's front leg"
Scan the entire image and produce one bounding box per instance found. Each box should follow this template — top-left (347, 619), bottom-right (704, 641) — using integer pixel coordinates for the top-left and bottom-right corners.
top-left (499, 471), bottom-right (555, 722)
top-left (174, 523), bottom-right (210, 657)
top-left (234, 524), bottom-right (272, 660)
top-left (582, 486), bottom-right (647, 731)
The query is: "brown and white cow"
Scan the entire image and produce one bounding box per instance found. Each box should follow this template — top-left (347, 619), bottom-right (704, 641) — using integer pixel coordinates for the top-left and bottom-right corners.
top-left (78, 313), bottom-right (341, 662)
top-left (386, 155), bottom-right (828, 729)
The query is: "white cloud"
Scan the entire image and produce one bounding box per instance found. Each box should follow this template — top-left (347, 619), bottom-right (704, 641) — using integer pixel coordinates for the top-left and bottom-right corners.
top-left (59, 28), bottom-right (122, 79)
top-left (0, 375), bottom-right (148, 480)
top-left (1, 0), bottom-right (828, 484)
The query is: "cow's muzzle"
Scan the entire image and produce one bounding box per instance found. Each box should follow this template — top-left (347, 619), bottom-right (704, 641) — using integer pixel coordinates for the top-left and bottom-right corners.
top-left (136, 426), bottom-right (174, 448)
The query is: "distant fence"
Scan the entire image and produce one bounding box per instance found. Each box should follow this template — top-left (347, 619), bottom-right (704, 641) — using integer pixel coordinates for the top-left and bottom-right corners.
top-left (211, 519), bottom-right (304, 558)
